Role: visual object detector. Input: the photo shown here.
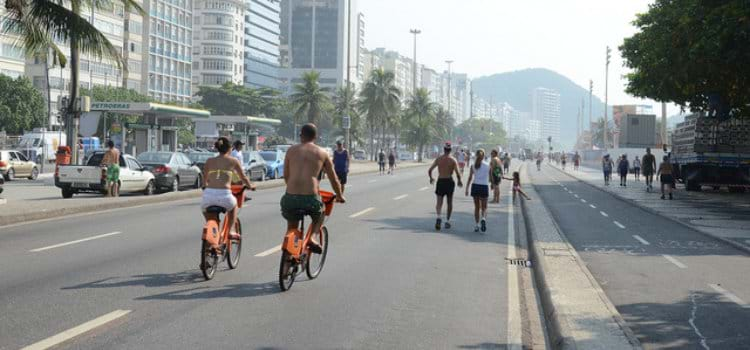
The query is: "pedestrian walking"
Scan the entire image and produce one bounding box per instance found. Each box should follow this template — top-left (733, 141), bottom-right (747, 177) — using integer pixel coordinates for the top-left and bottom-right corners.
top-left (489, 150), bottom-right (503, 204)
top-left (573, 151), bottom-right (581, 171)
top-left (230, 140), bottom-right (245, 166)
top-left (428, 142), bottom-right (463, 230)
top-left (536, 152), bottom-right (543, 171)
top-left (465, 149), bottom-right (491, 233)
top-left (387, 149), bottom-right (396, 175)
top-left (502, 152), bottom-right (511, 174)
top-left (378, 149), bottom-right (386, 175)
top-left (561, 153), bottom-right (567, 171)
top-left (657, 156), bottom-right (675, 200)
top-left (633, 156), bottom-right (641, 181)
top-left (618, 154), bottom-right (629, 187)
top-left (456, 148), bottom-right (466, 175)
top-left (333, 140), bottom-right (350, 194)
top-left (602, 154), bottom-right (614, 186)
top-left (642, 147), bottom-right (657, 192)
top-left (101, 140), bottom-right (120, 197)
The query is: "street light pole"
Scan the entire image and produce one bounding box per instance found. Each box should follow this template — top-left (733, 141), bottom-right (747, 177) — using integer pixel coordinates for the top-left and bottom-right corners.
top-left (344, 0), bottom-right (352, 150)
top-left (445, 60), bottom-right (453, 142)
top-left (410, 28), bottom-right (421, 161)
top-left (604, 46), bottom-right (611, 149)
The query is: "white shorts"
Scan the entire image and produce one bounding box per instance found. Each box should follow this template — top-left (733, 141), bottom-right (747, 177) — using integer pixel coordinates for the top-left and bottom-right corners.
top-left (201, 188), bottom-right (237, 212)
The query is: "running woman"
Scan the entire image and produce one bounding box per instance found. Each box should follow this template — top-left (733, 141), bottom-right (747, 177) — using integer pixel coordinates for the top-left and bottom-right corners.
top-left (428, 143), bottom-right (463, 230)
top-left (456, 148), bottom-right (466, 175)
top-left (465, 149), bottom-right (491, 233)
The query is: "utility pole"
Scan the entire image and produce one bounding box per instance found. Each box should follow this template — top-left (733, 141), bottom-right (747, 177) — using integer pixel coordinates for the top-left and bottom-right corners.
top-left (604, 46), bottom-right (611, 149)
top-left (589, 80), bottom-right (593, 148)
top-left (445, 60), bottom-right (453, 118)
top-left (661, 102), bottom-right (667, 147)
top-left (410, 28), bottom-right (421, 161)
top-left (344, 0), bottom-right (351, 150)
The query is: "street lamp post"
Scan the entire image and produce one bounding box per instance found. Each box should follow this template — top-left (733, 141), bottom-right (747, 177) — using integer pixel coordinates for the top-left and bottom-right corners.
top-left (344, 0), bottom-right (352, 150)
top-left (410, 29), bottom-right (421, 161)
top-left (604, 46), bottom-right (611, 149)
top-left (445, 60), bottom-right (453, 142)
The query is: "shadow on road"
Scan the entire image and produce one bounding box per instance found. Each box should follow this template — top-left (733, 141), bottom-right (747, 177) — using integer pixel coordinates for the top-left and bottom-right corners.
top-left (366, 211), bottom-right (511, 244)
top-left (62, 271), bottom-right (204, 290)
top-left (135, 282), bottom-right (279, 301)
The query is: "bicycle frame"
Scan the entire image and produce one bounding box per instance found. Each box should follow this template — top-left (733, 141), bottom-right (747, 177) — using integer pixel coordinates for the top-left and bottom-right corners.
top-left (282, 215), bottom-right (327, 260)
top-left (202, 185), bottom-right (246, 248)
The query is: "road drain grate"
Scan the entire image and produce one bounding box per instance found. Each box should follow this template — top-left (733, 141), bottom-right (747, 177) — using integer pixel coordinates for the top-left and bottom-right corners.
top-left (506, 258), bottom-right (531, 267)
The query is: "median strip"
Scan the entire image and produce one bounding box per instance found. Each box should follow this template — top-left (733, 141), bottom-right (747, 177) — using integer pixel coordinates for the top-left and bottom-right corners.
top-left (29, 231), bottom-right (122, 253)
top-left (349, 207), bottom-right (375, 218)
top-left (21, 309), bottom-right (131, 350)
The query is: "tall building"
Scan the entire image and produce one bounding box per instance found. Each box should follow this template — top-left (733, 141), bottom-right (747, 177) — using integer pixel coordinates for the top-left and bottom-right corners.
top-left (145, 0), bottom-right (193, 104)
top-left (0, 9), bottom-right (27, 80)
top-left (421, 67), bottom-right (443, 105)
top-left (369, 48), bottom-right (415, 99)
top-left (243, 0), bottom-right (281, 90)
top-left (279, 0), bottom-right (357, 91)
top-left (355, 12), bottom-right (365, 84)
top-left (191, 0), bottom-right (245, 92)
top-left (532, 87), bottom-right (561, 143)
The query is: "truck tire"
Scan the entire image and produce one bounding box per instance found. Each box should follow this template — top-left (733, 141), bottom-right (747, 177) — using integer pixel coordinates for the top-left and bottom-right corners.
top-left (62, 188), bottom-right (74, 198)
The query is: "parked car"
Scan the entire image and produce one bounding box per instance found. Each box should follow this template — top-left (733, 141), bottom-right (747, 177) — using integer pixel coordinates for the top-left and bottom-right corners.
top-left (353, 150), bottom-right (366, 160)
top-left (260, 150), bottom-right (284, 179)
top-left (0, 150), bottom-right (39, 180)
top-left (55, 151), bottom-right (155, 198)
top-left (137, 151), bottom-right (202, 192)
top-left (187, 152), bottom-right (218, 171)
top-left (243, 151), bottom-right (267, 181)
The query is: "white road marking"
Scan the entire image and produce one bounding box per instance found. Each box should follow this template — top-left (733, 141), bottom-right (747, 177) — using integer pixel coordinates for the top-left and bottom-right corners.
top-left (419, 186), bottom-right (430, 191)
top-left (614, 221), bottom-right (626, 229)
top-left (589, 204), bottom-right (597, 209)
top-left (600, 211), bottom-right (609, 217)
top-left (349, 207), bottom-right (375, 218)
top-left (632, 235), bottom-right (651, 245)
top-left (573, 194), bottom-right (579, 198)
top-left (254, 244), bottom-right (281, 257)
top-left (709, 284), bottom-right (748, 308)
top-left (506, 186), bottom-right (522, 349)
top-left (393, 194), bottom-right (408, 200)
top-left (662, 254), bottom-right (687, 269)
top-left (580, 199), bottom-right (587, 203)
top-left (21, 309), bottom-right (131, 350)
top-left (29, 232), bottom-right (122, 253)
top-left (368, 179), bottom-right (377, 183)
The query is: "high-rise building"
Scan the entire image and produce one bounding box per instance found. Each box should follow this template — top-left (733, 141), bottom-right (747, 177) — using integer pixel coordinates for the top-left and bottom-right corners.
top-left (243, 0), bottom-right (281, 90)
top-left (532, 87), bottom-right (561, 143)
top-left (0, 8), bottom-right (27, 80)
top-left (355, 12), bottom-right (365, 84)
top-left (421, 67), bottom-right (443, 105)
top-left (145, 0), bottom-right (193, 104)
top-left (191, 0), bottom-right (245, 92)
top-left (279, 0), bottom-right (356, 91)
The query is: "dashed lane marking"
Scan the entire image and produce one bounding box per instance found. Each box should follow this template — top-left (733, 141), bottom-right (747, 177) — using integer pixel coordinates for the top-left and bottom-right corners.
top-left (419, 186), bottom-right (430, 191)
top-left (573, 194), bottom-right (579, 198)
top-left (368, 179), bottom-right (377, 183)
top-left (254, 244), bottom-right (281, 257)
top-left (709, 284), bottom-right (748, 308)
top-left (589, 204), bottom-right (597, 209)
top-left (662, 254), bottom-right (687, 269)
top-left (600, 211), bottom-right (609, 217)
top-left (394, 194), bottom-right (408, 200)
top-left (580, 199), bottom-right (587, 203)
top-left (29, 232), bottom-right (122, 253)
top-left (614, 221), bottom-right (626, 229)
top-left (21, 309), bottom-right (131, 350)
top-left (632, 235), bottom-right (650, 245)
top-left (349, 207), bottom-right (375, 218)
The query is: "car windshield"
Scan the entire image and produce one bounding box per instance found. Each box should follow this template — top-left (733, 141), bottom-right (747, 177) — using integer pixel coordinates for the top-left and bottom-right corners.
top-left (188, 153), bottom-right (216, 163)
top-left (260, 152), bottom-right (277, 162)
top-left (137, 152), bottom-right (173, 163)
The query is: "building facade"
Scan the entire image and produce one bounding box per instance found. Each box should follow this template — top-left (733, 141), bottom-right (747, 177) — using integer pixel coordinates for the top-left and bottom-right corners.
top-left (145, 0), bottom-right (193, 104)
top-left (192, 0), bottom-right (245, 92)
top-left (243, 0), bottom-right (281, 90)
top-left (532, 87), bottom-right (561, 143)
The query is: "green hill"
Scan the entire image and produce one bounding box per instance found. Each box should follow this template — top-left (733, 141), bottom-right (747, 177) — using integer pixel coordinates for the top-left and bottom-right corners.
top-left (472, 68), bottom-right (608, 148)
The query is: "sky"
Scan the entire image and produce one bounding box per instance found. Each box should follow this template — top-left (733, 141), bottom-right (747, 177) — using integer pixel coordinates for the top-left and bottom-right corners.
top-left (359, 0), bottom-right (682, 117)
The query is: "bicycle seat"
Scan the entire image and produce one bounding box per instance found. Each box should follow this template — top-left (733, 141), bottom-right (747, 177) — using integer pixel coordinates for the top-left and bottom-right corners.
top-left (205, 206), bottom-right (227, 214)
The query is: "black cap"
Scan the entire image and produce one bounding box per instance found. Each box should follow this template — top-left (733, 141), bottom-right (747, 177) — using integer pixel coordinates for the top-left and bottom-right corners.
top-left (444, 142), bottom-right (452, 150)
top-left (233, 140), bottom-right (245, 147)
top-left (336, 140), bottom-right (343, 145)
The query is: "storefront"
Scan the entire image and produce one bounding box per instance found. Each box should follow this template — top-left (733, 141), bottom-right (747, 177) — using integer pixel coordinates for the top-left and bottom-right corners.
top-left (193, 115), bottom-right (282, 150)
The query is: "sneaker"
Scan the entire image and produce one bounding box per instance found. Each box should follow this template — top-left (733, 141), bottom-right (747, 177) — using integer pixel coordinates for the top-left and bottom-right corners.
top-left (444, 221), bottom-right (451, 229)
top-left (435, 218), bottom-right (442, 231)
top-left (307, 241), bottom-right (323, 254)
top-left (474, 225), bottom-right (480, 233)
top-left (481, 219), bottom-right (487, 232)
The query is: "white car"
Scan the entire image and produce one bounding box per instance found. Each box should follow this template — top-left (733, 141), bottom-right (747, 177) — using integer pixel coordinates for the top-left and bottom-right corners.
top-left (56, 151), bottom-right (156, 198)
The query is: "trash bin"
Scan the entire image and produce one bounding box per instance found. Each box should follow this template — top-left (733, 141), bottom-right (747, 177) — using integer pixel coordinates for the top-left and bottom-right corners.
top-left (55, 146), bottom-right (71, 165)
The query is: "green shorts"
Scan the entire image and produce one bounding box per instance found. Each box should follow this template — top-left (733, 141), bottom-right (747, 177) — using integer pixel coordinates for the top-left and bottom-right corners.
top-left (280, 193), bottom-right (323, 223)
top-left (106, 164), bottom-right (120, 183)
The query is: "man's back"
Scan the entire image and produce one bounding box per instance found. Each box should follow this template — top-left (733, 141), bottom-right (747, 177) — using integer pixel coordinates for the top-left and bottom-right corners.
top-left (436, 155), bottom-right (457, 178)
top-left (102, 148), bottom-right (119, 166)
top-left (285, 143), bottom-right (326, 195)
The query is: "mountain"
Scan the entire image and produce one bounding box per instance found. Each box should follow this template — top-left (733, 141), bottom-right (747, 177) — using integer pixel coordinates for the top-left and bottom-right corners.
top-left (472, 68), bottom-right (608, 148)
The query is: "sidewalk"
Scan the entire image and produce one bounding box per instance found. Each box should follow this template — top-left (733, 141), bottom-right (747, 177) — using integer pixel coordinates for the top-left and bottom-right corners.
top-left (0, 160), bottom-right (427, 227)
top-left (548, 163), bottom-right (750, 253)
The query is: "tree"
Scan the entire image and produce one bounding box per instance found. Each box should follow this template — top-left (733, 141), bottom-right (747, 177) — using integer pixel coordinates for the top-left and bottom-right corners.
top-left (433, 107), bottom-right (455, 144)
top-left (590, 117), bottom-right (614, 149)
top-left (620, 0), bottom-right (750, 118)
top-left (0, 75), bottom-right (46, 134)
top-left (454, 118), bottom-right (507, 148)
top-left (290, 71), bottom-right (331, 124)
top-left (359, 68), bottom-right (401, 159)
top-left (195, 83), bottom-right (285, 118)
top-left (332, 84), bottom-right (363, 148)
top-left (402, 88), bottom-right (436, 162)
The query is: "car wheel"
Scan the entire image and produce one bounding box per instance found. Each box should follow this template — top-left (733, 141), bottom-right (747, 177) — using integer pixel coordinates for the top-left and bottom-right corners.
top-left (28, 167), bottom-right (39, 180)
top-left (194, 175), bottom-right (202, 189)
top-left (171, 177), bottom-right (180, 192)
top-left (62, 188), bottom-right (74, 198)
top-left (6, 168), bottom-right (15, 181)
top-left (144, 180), bottom-right (155, 195)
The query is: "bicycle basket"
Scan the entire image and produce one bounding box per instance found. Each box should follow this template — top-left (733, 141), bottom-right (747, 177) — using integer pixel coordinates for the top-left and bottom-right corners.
top-left (319, 190), bottom-right (335, 216)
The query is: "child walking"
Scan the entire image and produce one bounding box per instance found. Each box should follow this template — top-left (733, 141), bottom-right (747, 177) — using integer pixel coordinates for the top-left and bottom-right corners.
top-left (504, 171), bottom-right (531, 203)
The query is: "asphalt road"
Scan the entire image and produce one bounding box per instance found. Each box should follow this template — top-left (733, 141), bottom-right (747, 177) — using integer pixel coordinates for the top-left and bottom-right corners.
top-left (0, 167), bottom-right (527, 349)
top-left (531, 163), bottom-right (750, 349)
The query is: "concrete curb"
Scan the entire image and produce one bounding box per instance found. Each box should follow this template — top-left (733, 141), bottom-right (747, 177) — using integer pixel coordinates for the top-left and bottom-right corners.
top-left (0, 162), bottom-right (428, 227)
top-left (519, 164), bottom-right (641, 349)
top-left (547, 164), bottom-right (750, 256)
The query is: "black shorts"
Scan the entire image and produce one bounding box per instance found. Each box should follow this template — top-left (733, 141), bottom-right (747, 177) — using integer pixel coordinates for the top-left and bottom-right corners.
top-left (660, 174), bottom-right (674, 184)
top-left (435, 178), bottom-right (455, 197)
top-left (642, 168), bottom-right (654, 176)
top-left (470, 184), bottom-right (489, 198)
top-left (336, 171), bottom-right (347, 185)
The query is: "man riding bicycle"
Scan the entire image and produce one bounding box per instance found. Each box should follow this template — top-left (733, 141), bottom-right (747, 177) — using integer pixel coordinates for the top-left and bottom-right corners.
top-left (281, 124), bottom-right (346, 253)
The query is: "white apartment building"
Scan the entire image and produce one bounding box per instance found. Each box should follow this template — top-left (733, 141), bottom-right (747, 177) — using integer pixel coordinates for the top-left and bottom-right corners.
top-left (192, 0), bottom-right (246, 91)
top-left (532, 87), bottom-right (561, 143)
top-left (145, 0), bottom-right (193, 104)
top-left (420, 67), bottom-right (443, 105)
top-left (355, 12), bottom-right (365, 85)
top-left (526, 117), bottom-right (541, 141)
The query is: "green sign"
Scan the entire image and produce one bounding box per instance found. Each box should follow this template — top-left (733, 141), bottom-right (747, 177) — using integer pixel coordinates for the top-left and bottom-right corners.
top-left (126, 123), bottom-right (156, 130)
top-left (92, 102), bottom-right (131, 110)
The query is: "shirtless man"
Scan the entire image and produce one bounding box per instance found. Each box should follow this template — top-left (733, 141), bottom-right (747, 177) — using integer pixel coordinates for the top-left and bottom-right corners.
top-left (281, 124), bottom-right (346, 252)
top-left (101, 140), bottom-right (120, 197)
top-left (428, 142), bottom-right (463, 231)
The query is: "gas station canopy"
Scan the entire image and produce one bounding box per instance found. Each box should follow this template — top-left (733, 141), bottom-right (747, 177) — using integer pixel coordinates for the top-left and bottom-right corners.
top-left (90, 102), bottom-right (210, 118)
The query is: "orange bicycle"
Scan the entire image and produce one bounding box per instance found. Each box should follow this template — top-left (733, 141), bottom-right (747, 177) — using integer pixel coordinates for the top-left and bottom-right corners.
top-left (200, 185), bottom-right (249, 280)
top-left (278, 190), bottom-right (336, 291)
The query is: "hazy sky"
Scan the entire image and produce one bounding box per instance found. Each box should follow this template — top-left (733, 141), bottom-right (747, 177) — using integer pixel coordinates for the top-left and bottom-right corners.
top-left (359, 0), bottom-right (681, 116)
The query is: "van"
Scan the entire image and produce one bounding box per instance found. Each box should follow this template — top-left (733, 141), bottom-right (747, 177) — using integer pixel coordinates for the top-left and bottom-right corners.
top-left (18, 129), bottom-right (66, 164)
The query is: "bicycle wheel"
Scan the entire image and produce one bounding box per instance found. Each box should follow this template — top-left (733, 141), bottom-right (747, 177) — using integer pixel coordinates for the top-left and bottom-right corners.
top-left (200, 240), bottom-right (219, 280)
top-left (306, 226), bottom-right (329, 279)
top-left (227, 219), bottom-right (242, 269)
top-left (279, 251), bottom-right (296, 291)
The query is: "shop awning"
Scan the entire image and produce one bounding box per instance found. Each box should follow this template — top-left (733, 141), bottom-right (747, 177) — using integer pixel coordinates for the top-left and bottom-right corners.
top-left (90, 102), bottom-right (210, 118)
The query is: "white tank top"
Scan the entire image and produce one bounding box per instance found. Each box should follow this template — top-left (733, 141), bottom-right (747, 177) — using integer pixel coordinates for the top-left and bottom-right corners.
top-left (472, 161), bottom-right (490, 186)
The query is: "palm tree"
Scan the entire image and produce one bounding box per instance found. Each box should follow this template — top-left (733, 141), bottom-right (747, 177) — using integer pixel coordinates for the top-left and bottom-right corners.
top-left (591, 117), bottom-right (614, 149)
top-left (290, 71), bottom-right (331, 125)
top-left (403, 88), bottom-right (436, 162)
top-left (4, 0), bottom-right (144, 152)
top-left (433, 106), bottom-right (455, 143)
top-left (359, 68), bottom-right (401, 159)
top-left (332, 84), bottom-right (362, 148)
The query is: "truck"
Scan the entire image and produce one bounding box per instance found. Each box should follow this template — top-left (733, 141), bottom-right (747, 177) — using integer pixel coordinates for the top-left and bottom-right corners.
top-left (18, 129), bottom-right (66, 164)
top-left (671, 113), bottom-right (750, 192)
top-left (55, 151), bottom-right (156, 198)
